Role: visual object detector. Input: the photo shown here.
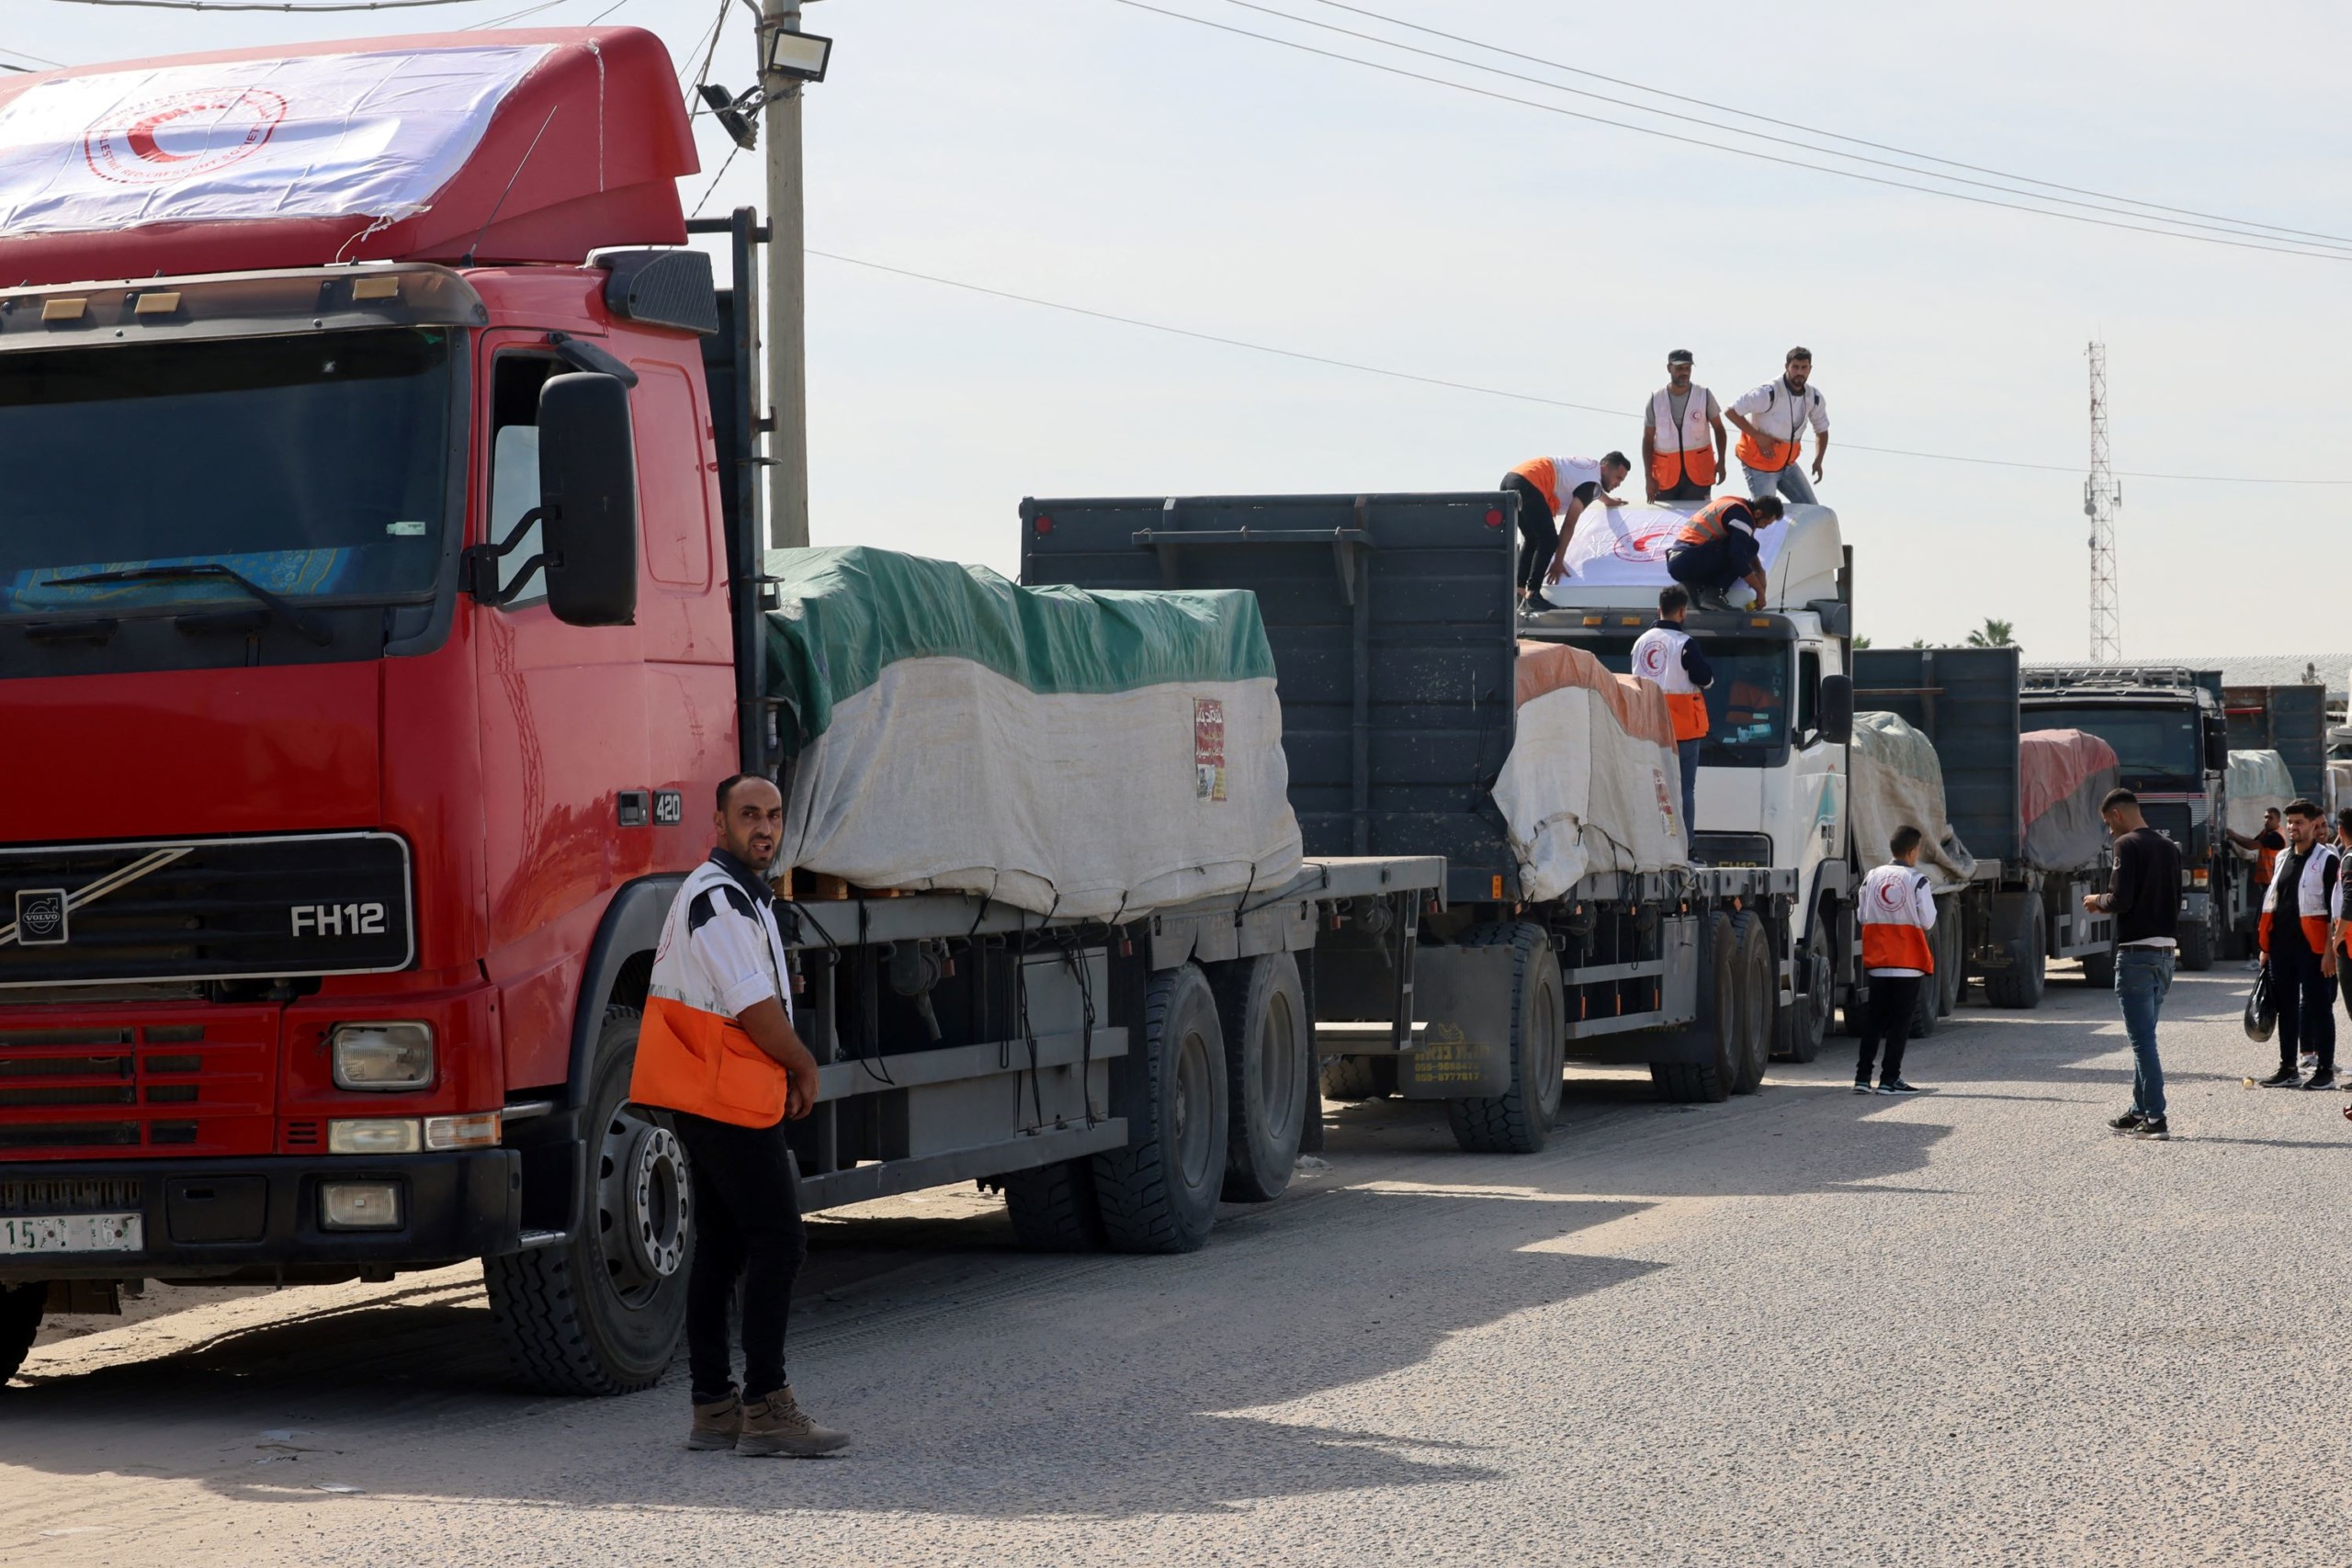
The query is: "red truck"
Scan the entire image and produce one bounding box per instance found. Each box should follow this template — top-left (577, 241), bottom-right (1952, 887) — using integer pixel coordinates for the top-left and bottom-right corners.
top-left (0, 28), bottom-right (1439, 1391)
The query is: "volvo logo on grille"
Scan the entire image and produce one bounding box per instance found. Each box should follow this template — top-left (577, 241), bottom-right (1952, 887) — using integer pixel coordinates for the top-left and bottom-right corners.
top-left (17, 890), bottom-right (68, 946)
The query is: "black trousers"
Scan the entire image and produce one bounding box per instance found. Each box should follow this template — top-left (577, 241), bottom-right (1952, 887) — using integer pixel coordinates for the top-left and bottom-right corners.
top-left (1501, 472), bottom-right (1557, 597)
top-left (671, 1110), bottom-right (807, 1404)
top-left (1856, 974), bottom-right (1922, 1085)
top-left (1666, 536), bottom-right (1748, 596)
top-left (2272, 941), bottom-right (2335, 1072)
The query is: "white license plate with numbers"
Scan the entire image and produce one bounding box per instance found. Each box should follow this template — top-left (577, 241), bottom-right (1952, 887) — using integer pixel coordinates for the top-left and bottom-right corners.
top-left (0, 1213), bottom-right (141, 1255)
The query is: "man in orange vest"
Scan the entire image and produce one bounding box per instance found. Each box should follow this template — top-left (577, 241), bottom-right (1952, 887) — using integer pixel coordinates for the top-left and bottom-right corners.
top-left (1729, 346), bottom-right (1830, 505)
top-left (1642, 349), bottom-right (1727, 505)
top-left (1855, 824), bottom-right (1935, 1095)
top-left (1630, 584), bottom-right (1713, 840)
top-left (1664, 493), bottom-right (1782, 610)
top-left (1501, 452), bottom-right (1631, 604)
top-left (629, 773), bottom-right (846, 1457)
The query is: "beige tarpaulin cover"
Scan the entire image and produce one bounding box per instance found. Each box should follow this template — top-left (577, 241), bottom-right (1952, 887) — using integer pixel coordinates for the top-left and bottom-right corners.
top-left (1849, 711), bottom-right (1976, 894)
top-left (1493, 642), bottom-right (1688, 903)
top-left (2227, 750), bottom-right (2296, 839)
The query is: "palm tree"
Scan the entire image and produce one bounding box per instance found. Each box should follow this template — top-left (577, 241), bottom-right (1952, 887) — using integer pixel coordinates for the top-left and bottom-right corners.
top-left (1852, 636), bottom-right (1873, 649)
top-left (1965, 618), bottom-right (2018, 650)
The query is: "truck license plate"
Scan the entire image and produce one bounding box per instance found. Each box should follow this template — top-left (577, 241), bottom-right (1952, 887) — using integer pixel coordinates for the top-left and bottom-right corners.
top-left (0, 1213), bottom-right (141, 1255)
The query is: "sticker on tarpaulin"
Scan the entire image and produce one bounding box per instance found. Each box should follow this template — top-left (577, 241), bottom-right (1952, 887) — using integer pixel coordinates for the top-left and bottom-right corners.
top-left (1193, 697), bottom-right (1227, 803)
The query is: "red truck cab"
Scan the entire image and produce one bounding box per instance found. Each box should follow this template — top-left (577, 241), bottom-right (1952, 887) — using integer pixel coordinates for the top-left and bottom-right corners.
top-left (0, 28), bottom-right (755, 1391)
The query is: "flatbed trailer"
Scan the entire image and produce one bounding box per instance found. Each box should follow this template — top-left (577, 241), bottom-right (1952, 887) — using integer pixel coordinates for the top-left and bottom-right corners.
top-left (1022, 491), bottom-right (1795, 1153)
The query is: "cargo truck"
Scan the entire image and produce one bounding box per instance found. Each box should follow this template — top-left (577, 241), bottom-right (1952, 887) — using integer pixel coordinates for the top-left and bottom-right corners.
top-left (1855, 649), bottom-right (2117, 1007)
top-left (2019, 667), bottom-right (2232, 969)
top-left (0, 31), bottom-right (1442, 1392)
top-left (2224, 684), bottom-right (2327, 799)
top-left (1023, 491), bottom-right (1808, 1147)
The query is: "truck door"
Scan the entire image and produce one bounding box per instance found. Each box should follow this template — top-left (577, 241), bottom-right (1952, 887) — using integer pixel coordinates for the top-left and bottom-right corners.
top-left (1792, 645), bottom-right (1845, 934)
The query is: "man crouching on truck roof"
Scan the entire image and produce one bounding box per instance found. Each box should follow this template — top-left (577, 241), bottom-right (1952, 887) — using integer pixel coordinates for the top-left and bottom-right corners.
top-left (628, 773), bottom-right (848, 1457)
top-left (1664, 494), bottom-right (1781, 611)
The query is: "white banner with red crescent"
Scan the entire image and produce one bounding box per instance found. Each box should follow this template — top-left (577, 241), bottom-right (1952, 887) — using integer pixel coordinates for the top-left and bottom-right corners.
top-left (1542, 501), bottom-right (1790, 599)
top-left (0, 46), bottom-right (548, 235)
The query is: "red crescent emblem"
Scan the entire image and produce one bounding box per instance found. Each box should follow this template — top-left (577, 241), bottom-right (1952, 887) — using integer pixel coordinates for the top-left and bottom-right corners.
top-left (84, 87), bottom-right (288, 186)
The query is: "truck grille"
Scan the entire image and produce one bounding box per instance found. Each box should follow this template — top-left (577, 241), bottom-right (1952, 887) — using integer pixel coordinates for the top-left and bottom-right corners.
top-left (0, 1019), bottom-right (272, 1158)
top-left (0, 833), bottom-right (413, 989)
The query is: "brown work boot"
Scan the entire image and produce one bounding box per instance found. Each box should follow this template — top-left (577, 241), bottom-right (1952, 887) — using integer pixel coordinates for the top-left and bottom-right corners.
top-left (686, 1392), bottom-right (741, 1451)
top-left (734, 1384), bottom-right (849, 1457)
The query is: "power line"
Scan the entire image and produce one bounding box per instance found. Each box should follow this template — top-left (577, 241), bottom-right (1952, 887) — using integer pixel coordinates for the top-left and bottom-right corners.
top-left (1105, 0), bottom-right (2352, 265)
top-left (1216, 0), bottom-right (2352, 255)
top-left (1296, 0), bottom-right (2352, 252)
top-left (808, 246), bottom-right (2352, 485)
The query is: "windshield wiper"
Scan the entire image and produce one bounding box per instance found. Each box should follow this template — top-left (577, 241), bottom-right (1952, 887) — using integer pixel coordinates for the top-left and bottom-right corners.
top-left (40, 564), bottom-right (333, 647)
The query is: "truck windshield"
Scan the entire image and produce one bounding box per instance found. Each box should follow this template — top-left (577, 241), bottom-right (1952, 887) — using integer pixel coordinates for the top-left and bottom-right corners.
top-left (2022, 705), bottom-right (2200, 784)
top-left (0, 329), bottom-right (453, 616)
top-left (1589, 637), bottom-right (1791, 765)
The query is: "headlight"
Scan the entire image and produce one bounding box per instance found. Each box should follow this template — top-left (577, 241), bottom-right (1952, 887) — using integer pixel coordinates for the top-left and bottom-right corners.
top-left (424, 1112), bottom-right (502, 1151)
top-left (321, 1182), bottom-right (402, 1230)
top-left (330, 1022), bottom-right (434, 1090)
top-left (328, 1117), bottom-right (421, 1155)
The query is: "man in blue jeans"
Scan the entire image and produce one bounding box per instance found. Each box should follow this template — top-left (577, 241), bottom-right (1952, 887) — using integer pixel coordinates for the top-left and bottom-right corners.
top-left (2083, 787), bottom-right (2183, 1140)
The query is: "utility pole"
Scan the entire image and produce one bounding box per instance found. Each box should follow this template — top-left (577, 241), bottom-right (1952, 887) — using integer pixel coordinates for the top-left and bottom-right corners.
top-left (2085, 341), bottom-right (2120, 662)
top-left (759, 0), bottom-right (810, 549)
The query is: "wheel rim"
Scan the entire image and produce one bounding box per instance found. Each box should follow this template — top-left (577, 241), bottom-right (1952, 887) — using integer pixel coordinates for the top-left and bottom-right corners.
top-left (1804, 926), bottom-right (1834, 1040)
top-left (1260, 989), bottom-right (1302, 1139)
top-left (1172, 1024), bottom-right (1216, 1191)
top-left (597, 1109), bottom-right (690, 1305)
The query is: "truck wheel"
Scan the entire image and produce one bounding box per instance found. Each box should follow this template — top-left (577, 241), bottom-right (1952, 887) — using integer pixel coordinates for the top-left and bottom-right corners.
top-left (1215, 953), bottom-right (1310, 1202)
top-left (0, 1282), bottom-right (45, 1382)
top-left (1094, 964), bottom-right (1227, 1254)
top-left (1909, 964), bottom-right (1939, 1039)
top-left (1730, 912), bottom-right (1774, 1094)
top-left (1319, 1055), bottom-right (1396, 1101)
top-left (2178, 914), bottom-right (2216, 973)
top-left (1001, 1159), bottom-right (1106, 1251)
top-left (485, 1008), bottom-right (691, 1395)
top-left (1448, 922), bottom-right (1566, 1153)
top-left (1935, 898), bottom-right (1965, 1017)
top-left (1985, 904), bottom-right (2048, 1009)
top-left (1653, 913), bottom-right (1739, 1104)
top-left (1775, 912), bottom-right (1832, 1064)
top-left (2080, 943), bottom-right (2117, 988)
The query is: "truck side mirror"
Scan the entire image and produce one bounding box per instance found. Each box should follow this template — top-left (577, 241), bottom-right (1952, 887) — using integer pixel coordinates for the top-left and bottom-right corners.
top-left (538, 371), bottom-right (639, 627)
top-left (1818, 672), bottom-right (1854, 746)
top-left (2203, 714), bottom-right (2229, 773)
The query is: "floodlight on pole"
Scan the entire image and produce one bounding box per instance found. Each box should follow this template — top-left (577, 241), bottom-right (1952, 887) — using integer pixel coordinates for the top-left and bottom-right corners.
top-left (766, 29), bottom-right (832, 83)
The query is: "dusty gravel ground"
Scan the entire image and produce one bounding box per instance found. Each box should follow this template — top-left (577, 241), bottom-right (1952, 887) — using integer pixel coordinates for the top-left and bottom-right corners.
top-left (2, 964), bottom-right (2345, 1566)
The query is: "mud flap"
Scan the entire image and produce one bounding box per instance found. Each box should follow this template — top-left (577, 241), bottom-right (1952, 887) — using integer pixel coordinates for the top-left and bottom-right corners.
top-left (1398, 942), bottom-right (1520, 1099)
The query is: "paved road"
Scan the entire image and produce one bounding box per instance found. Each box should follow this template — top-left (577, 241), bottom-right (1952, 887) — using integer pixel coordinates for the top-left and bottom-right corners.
top-left (4, 964), bottom-right (2345, 1566)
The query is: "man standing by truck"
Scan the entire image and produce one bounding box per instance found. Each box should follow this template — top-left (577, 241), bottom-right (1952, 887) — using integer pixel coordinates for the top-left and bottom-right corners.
top-left (2085, 788), bottom-right (2184, 1137)
top-left (1642, 350), bottom-right (1726, 504)
top-left (2253, 799), bottom-right (2338, 1090)
top-left (629, 774), bottom-right (846, 1456)
top-left (1632, 584), bottom-right (1713, 840)
top-left (1855, 826), bottom-right (1935, 1096)
top-left (1664, 494), bottom-right (1783, 610)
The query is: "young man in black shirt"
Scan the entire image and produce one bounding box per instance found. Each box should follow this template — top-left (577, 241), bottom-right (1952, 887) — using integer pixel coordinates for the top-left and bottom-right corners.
top-left (2255, 799), bottom-right (2338, 1090)
top-left (2083, 788), bottom-right (2182, 1139)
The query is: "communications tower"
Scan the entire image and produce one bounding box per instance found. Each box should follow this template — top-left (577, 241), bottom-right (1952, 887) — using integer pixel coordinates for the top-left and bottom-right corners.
top-left (2085, 342), bottom-right (2120, 661)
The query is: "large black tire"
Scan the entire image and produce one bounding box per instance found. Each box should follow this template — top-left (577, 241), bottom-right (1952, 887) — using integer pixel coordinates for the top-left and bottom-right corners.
top-left (1001, 1159), bottom-right (1106, 1251)
top-left (1909, 964), bottom-right (1939, 1038)
top-left (1215, 953), bottom-right (1311, 1203)
top-left (0, 1282), bottom-right (44, 1382)
top-left (1654, 913), bottom-right (1740, 1103)
top-left (2179, 911), bottom-right (2216, 973)
top-left (1730, 912), bottom-right (1774, 1095)
top-left (2080, 942), bottom-right (2117, 989)
top-left (1448, 922), bottom-right (1566, 1153)
top-left (1319, 1055), bottom-right (1396, 1101)
top-left (1094, 964), bottom-right (1228, 1254)
top-left (1985, 903), bottom-right (2048, 1009)
top-left (1775, 910), bottom-right (1832, 1064)
top-left (484, 1008), bottom-right (692, 1395)
top-left (1935, 898), bottom-right (1965, 1018)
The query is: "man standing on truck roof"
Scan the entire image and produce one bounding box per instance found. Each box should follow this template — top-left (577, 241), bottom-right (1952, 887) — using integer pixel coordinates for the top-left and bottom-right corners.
top-left (1855, 826), bottom-right (1934, 1096)
top-left (1728, 348), bottom-right (1830, 506)
top-left (1632, 584), bottom-right (1713, 841)
top-left (1503, 452), bottom-right (1632, 604)
top-left (628, 773), bottom-right (849, 1457)
top-left (1664, 493), bottom-right (1782, 611)
top-left (1642, 350), bottom-right (1726, 505)
top-left (2253, 798), bottom-right (2338, 1091)
top-left (2086, 787), bottom-right (2184, 1138)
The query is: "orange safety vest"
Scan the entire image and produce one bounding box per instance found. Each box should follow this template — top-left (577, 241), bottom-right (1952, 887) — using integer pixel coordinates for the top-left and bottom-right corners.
top-left (1735, 379), bottom-right (1820, 473)
top-left (629, 859), bottom-right (795, 1127)
top-left (1629, 624), bottom-right (1710, 741)
top-left (1647, 387), bottom-right (1718, 492)
top-left (1858, 863), bottom-right (1936, 973)
top-left (1674, 496), bottom-right (1756, 548)
top-left (2258, 843), bottom-right (2336, 957)
top-left (1509, 455), bottom-right (1602, 518)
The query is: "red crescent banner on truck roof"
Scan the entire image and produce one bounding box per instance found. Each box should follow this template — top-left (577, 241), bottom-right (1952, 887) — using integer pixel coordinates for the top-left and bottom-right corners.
top-left (0, 28), bottom-right (694, 286)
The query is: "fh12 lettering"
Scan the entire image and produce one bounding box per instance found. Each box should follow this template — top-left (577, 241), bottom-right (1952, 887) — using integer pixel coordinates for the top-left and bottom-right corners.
top-left (291, 902), bottom-right (388, 938)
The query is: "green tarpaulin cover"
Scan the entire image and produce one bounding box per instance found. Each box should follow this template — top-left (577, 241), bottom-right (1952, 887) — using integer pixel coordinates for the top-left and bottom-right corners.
top-left (762, 546), bottom-right (1278, 750)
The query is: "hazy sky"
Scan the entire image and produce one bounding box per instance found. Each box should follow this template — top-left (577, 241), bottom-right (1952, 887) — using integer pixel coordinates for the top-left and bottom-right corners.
top-left (12, 1), bottom-right (2349, 658)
